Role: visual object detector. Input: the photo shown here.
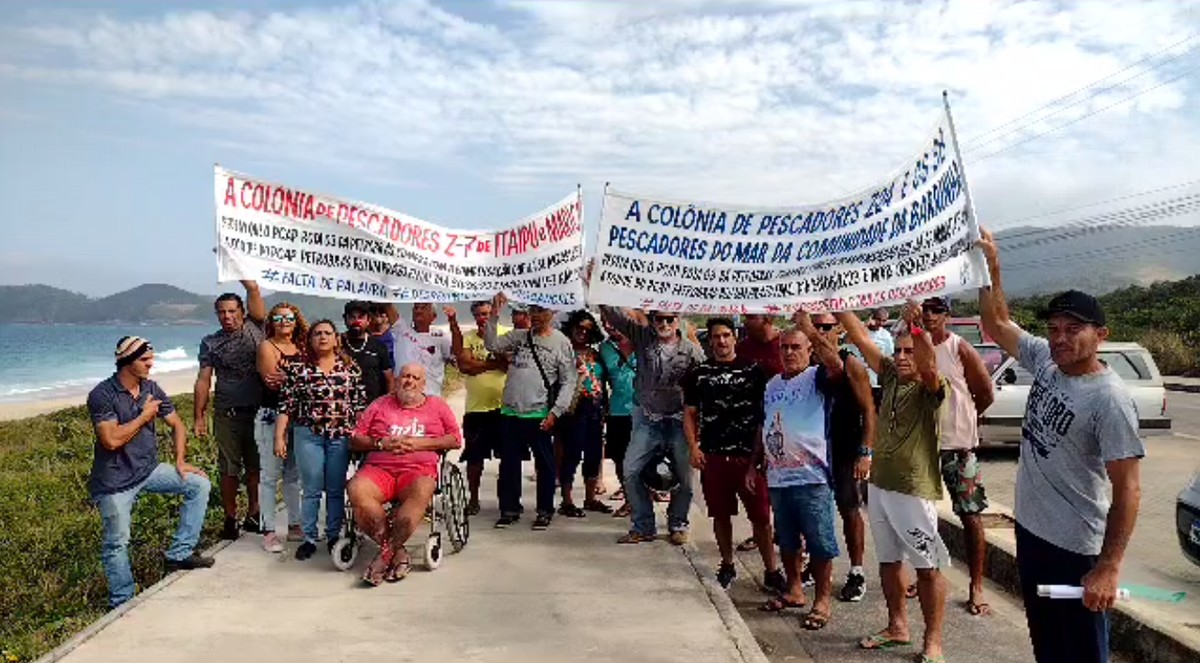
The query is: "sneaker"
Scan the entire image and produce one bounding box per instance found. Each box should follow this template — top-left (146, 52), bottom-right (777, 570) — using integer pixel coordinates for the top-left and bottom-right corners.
top-left (668, 530), bottom-right (689, 546)
top-left (494, 514), bottom-right (520, 529)
top-left (801, 567), bottom-right (815, 588)
top-left (716, 561), bottom-right (737, 589)
top-left (466, 500), bottom-right (481, 517)
top-left (764, 568), bottom-right (788, 595)
top-left (164, 553), bottom-right (215, 572)
top-left (242, 513), bottom-right (263, 534)
top-left (295, 541), bottom-right (317, 561)
top-left (220, 516), bottom-right (239, 540)
top-left (286, 525), bottom-right (304, 542)
top-left (262, 532), bottom-right (284, 554)
top-left (839, 572), bottom-right (866, 602)
top-left (532, 513), bottom-right (552, 530)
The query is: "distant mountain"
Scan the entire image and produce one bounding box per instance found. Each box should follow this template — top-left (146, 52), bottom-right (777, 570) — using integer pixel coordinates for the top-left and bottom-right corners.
top-left (2, 222), bottom-right (1196, 322)
top-left (995, 224), bottom-right (1200, 296)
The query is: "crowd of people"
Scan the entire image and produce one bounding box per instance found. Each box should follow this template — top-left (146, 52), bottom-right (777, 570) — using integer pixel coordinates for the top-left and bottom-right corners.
top-left (84, 229), bottom-right (1142, 663)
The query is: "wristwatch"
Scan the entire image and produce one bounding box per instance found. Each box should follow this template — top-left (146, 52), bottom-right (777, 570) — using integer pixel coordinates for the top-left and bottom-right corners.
top-left (858, 446), bottom-right (873, 458)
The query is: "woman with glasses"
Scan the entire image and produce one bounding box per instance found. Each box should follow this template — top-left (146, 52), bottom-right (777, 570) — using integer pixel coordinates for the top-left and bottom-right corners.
top-left (254, 303), bottom-right (308, 552)
top-left (275, 320), bottom-right (368, 561)
top-left (557, 310), bottom-right (612, 517)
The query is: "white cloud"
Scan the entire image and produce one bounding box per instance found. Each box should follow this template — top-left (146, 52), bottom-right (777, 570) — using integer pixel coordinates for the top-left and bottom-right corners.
top-left (2, 0), bottom-right (1198, 224)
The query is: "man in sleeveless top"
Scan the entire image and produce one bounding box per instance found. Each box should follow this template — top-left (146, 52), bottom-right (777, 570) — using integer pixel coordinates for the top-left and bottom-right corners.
top-left (812, 312), bottom-right (877, 603)
top-left (921, 297), bottom-right (995, 615)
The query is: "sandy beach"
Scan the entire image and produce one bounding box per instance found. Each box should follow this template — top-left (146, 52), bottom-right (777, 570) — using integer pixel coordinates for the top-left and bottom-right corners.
top-left (0, 369), bottom-right (200, 422)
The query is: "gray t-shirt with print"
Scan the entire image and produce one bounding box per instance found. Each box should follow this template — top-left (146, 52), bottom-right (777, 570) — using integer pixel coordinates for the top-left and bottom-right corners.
top-left (1014, 333), bottom-right (1144, 556)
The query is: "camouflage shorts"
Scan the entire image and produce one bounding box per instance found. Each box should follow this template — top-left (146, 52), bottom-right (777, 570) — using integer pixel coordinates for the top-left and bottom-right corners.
top-left (940, 450), bottom-right (988, 516)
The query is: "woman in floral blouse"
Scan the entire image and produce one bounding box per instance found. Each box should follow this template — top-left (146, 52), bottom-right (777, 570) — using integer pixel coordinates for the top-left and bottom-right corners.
top-left (557, 310), bottom-right (611, 517)
top-left (274, 319), bottom-right (367, 561)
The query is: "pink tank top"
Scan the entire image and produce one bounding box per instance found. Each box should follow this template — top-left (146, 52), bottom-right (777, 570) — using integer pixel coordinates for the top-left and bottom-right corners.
top-left (933, 333), bottom-right (979, 450)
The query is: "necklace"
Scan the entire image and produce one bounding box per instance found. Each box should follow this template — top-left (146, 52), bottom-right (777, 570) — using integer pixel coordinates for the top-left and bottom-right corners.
top-left (344, 334), bottom-right (367, 353)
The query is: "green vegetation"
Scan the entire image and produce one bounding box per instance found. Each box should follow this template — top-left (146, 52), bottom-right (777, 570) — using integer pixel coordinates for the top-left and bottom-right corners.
top-left (0, 395), bottom-right (224, 661)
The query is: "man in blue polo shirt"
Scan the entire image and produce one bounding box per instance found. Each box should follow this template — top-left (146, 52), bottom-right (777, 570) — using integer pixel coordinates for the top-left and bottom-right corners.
top-left (88, 336), bottom-right (214, 609)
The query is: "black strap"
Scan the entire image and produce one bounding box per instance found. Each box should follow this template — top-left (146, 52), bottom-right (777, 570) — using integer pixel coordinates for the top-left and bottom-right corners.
top-left (526, 331), bottom-right (554, 395)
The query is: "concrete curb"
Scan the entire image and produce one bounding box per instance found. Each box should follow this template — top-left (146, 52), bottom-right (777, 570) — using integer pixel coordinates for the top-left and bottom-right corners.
top-left (34, 539), bottom-right (233, 663)
top-left (936, 503), bottom-right (1200, 663)
top-left (679, 541), bottom-right (773, 663)
top-left (1165, 380), bottom-right (1200, 394)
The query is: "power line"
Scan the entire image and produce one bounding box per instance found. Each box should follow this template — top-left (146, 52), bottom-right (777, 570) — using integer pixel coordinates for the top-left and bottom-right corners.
top-left (1001, 228), bottom-right (1200, 269)
top-left (989, 178), bottom-right (1200, 230)
top-left (996, 193), bottom-right (1200, 249)
top-left (963, 33), bottom-right (1199, 147)
top-left (968, 64), bottom-right (1200, 164)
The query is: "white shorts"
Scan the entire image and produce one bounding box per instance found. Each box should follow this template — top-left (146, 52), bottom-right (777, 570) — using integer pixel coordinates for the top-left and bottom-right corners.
top-left (867, 484), bottom-right (951, 570)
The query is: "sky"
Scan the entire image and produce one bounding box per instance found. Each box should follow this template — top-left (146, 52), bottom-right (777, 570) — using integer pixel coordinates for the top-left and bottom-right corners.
top-left (1, 0), bottom-right (1198, 296)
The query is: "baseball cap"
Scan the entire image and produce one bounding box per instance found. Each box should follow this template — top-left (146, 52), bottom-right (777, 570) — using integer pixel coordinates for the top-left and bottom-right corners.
top-left (510, 303), bottom-right (530, 313)
top-left (343, 300), bottom-right (371, 316)
top-left (1037, 290), bottom-right (1106, 326)
top-left (922, 297), bottom-right (950, 312)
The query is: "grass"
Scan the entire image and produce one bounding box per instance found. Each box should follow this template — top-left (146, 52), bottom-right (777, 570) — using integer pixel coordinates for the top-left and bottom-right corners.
top-left (0, 376), bottom-right (467, 662)
top-left (0, 394), bottom-right (226, 661)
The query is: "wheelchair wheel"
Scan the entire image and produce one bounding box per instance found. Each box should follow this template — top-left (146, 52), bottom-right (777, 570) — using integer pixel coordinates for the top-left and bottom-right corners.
top-left (331, 536), bottom-right (358, 571)
top-left (424, 533), bottom-right (443, 570)
top-left (444, 462), bottom-right (469, 552)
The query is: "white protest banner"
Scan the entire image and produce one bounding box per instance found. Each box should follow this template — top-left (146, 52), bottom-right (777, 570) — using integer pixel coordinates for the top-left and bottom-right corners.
top-left (589, 106), bottom-right (989, 314)
top-left (214, 166), bottom-right (585, 308)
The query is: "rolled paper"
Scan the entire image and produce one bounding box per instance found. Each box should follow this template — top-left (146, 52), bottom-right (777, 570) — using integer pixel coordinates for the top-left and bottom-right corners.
top-left (1036, 585), bottom-right (1131, 601)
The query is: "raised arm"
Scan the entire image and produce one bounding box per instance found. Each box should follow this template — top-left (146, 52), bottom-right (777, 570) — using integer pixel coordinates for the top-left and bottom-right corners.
top-left (600, 305), bottom-right (649, 343)
top-left (836, 311), bottom-right (884, 376)
top-left (907, 301), bottom-right (942, 394)
top-left (242, 280), bottom-right (266, 325)
top-left (792, 311), bottom-right (844, 380)
top-left (484, 293), bottom-right (520, 354)
top-left (845, 355), bottom-right (877, 479)
top-left (959, 340), bottom-right (995, 413)
top-left (976, 228), bottom-right (1023, 359)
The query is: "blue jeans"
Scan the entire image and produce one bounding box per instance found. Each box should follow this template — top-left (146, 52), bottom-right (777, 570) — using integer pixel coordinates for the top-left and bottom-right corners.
top-left (255, 409), bottom-right (300, 532)
top-left (96, 463), bottom-right (211, 608)
top-left (293, 426), bottom-right (349, 544)
top-left (622, 408), bottom-right (692, 536)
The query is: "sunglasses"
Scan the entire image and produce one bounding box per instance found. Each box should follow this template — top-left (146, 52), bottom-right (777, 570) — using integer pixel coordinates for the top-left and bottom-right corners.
top-left (813, 323), bottom-right (836, 331)
top-left (271, 314), bottom-right (296, 323)
top-left (922, 306), bottom-right (949, 315)
top-left (653, 316), bottom-right (677, 324)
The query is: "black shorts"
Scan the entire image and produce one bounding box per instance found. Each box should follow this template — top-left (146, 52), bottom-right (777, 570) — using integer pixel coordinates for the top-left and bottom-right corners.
top-left (830, 440), bottom-right (867, 512)
top-left (460, 410), bottom-right (504, 464)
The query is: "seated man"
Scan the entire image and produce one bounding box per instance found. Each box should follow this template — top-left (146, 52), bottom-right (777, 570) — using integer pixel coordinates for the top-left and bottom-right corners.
top-left (349, 363), bottom-right (462, 586)
top-left (88, 336), bottom-right (214, 608)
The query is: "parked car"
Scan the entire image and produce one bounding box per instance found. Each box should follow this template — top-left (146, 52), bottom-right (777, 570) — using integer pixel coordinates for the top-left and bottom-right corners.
top-left (979, 342), bottom-right (1171, 446)
top-left (1178, 473), bottom-right (1200, 567)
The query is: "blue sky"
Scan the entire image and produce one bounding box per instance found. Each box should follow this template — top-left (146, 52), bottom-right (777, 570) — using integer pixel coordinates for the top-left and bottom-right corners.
top-left (1, 0), bottom-right (1197, 295)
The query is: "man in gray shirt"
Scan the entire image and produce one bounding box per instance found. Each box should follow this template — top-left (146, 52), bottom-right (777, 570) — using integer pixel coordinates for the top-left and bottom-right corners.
top-left (978, 229), bottom-right (1142, 663)
top-left (485, 293), bottom-right (576, 531)
top-left (194, 280), bottom-right (267, 540)
top-left (601, 306), bottom-right (706, 545)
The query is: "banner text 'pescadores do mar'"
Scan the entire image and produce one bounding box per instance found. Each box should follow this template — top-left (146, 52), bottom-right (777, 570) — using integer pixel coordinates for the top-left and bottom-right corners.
top-left (588, 106), bottom-right (991, 314)
top-left (214, 167), bottom-right (586, 309)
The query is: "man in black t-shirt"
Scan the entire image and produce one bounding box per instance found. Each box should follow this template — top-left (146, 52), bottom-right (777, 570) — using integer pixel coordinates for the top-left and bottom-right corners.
top-left (683, 317), bottom-right (784, 592)
top-left (343, 301), bottom-right (395, 404)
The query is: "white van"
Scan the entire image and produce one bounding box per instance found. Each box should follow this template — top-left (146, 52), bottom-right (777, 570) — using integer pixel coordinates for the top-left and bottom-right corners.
top-left (979, 342), bottom-right (1171, 446)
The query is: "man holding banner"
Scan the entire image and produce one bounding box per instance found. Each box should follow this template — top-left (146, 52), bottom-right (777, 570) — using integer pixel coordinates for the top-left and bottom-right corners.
top-left (601, 306), bottom-right (706, 546)
top-left (385, 303), bottom-right (455, 397)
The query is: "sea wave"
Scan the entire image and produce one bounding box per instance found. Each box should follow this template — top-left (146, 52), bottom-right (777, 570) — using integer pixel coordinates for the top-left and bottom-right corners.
top-left (156, 347), bottom-right (190, 361)
top-left (151, 346), bottom-right (197, 374)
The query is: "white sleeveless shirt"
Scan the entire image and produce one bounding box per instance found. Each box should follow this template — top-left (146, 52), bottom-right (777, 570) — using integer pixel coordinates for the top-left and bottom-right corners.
top-left (933, 332), bottom-right (979, 451)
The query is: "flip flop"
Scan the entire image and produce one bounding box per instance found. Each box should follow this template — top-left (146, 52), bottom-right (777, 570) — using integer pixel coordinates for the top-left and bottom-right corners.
top-left (384, 556), bottom-right (411, 583)
top-left (613, 503), bottom-right (632, 518)
top-left (583, 499), bottom-right (613, 514)
top-left (609, 488), bottom-right (625, 502)
top-left (965, 599), bottom-right (991, 616)
top-left (361, 540), bottom-right (395, 587)
top-left (913, 655), bottom-right (945, 663)
top-left (736, 536), bottom-right (757, 552)
top-left (759, 596), bottom-right (806, 612)
top-left (859, 632), bottom-right (912, 650)
top-left (802, 610), bottom-right (830, 631)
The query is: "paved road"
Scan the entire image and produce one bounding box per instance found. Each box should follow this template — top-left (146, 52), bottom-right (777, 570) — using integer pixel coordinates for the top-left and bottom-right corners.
top-left (976, 391), bottom-right (1200, 621)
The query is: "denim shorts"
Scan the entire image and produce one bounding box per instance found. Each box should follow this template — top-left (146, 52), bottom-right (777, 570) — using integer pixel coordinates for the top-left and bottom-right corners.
top-left (768, 483), bottom-right (840, 560)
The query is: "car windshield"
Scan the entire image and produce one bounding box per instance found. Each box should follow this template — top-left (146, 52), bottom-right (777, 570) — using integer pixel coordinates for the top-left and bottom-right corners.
top-left (949, 323), bottom-right (983, 344)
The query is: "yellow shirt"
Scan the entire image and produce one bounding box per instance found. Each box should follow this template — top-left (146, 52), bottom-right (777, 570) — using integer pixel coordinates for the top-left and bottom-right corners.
top-left (464, 327), bottom-right (508, 413)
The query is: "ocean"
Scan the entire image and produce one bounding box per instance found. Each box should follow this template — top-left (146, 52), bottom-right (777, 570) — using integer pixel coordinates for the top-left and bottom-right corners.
top-left (0, 323), bottom-right (209, 403)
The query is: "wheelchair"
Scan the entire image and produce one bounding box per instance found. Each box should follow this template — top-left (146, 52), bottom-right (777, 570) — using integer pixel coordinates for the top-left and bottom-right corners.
top-left (331, 452), bottom-right (470, 572)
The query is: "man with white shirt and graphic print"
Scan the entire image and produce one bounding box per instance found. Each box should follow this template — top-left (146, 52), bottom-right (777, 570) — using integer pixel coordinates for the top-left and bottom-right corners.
top-left (756, 318), bottom-right (846, 631)
top-left (385, 303), bottom-right (455, 396)
top-left (921, 296), bottom-right (995, 616)
top-left (978, 229), bottom-right (1143, 663)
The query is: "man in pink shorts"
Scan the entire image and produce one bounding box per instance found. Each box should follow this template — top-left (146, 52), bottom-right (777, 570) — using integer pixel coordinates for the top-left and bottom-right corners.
top-left (349, 363), bottom-right (462, 586)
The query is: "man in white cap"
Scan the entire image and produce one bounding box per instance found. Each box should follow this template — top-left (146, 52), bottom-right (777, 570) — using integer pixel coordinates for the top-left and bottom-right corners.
top-left (88, 336), bottom-right (214, 608)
